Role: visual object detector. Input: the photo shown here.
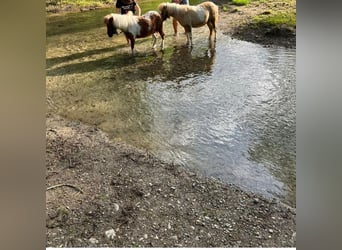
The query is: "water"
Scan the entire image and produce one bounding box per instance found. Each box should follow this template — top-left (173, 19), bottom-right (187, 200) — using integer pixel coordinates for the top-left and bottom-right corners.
top-left (46, 8), bottom-right (296, 207)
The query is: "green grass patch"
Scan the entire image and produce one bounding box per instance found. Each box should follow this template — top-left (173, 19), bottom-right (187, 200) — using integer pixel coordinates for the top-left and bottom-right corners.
top-left (47, 0), bottom-right (111, 7)
top-left (231, 0), bottom-right (251, 6)
top-left (254, 11), bottom-right (296, 28)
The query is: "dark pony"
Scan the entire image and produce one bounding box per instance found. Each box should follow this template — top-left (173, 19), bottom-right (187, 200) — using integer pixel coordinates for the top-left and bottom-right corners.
top-left (104, 11), bottom-right (165, 54)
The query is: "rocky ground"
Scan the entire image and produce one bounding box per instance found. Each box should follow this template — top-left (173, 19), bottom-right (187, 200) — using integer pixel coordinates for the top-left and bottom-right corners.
top-left (46, 114), bottom-right (295, 247)
top-left (46, 1), bottom-right (296, 247)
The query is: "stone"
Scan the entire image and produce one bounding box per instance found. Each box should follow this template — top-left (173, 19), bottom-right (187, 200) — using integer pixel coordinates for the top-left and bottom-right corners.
top-left (89, 237), bottom-right (98, 244)
top-left (105, 228), bottom-right (116, 239)
top-left (113, 203), bottom-right (120, 211)
top-left (170, 235), bottom-right (178, 241)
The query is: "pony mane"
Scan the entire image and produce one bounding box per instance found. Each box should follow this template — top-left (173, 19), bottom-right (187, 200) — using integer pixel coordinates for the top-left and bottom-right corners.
top-left (104, 13), bottom-right (137, 31)
top-left (158, 3), bottom-right (185, 15)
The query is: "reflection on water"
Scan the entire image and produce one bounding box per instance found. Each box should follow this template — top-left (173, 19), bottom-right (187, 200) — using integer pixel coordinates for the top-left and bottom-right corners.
top-left (46, 9), bottom-right (296, 207)
top-left (143, 40), bottom-right (295, 206)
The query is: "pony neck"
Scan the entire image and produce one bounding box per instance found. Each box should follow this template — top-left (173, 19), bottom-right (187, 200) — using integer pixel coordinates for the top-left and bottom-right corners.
top-left (168, 3), bottom-right (181, 17)
top-left (113, 14), bottom-right (136, 31)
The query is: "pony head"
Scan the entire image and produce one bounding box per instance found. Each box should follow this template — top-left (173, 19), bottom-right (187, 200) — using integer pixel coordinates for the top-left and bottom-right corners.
top-left (158, 3), bottom-right (171, 21)
top-left (104, 14), bottom-right (119, 37)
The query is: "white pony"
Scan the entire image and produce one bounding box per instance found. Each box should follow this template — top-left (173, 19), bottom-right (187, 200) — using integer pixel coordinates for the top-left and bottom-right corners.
top-left (104, 11), bottom-right (165, 54)
top-left (158, 1), bottom-right (219, 46)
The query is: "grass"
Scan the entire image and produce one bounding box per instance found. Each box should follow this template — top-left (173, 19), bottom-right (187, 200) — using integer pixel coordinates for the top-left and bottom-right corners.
top-left (46, 0), bottom-right (111, 7)
top-left (254, 11), bottom-right (296, 28)
top-left (231, 0), bottom-right (251, 6)
top-left (250, 0), bottom-right (296, 28)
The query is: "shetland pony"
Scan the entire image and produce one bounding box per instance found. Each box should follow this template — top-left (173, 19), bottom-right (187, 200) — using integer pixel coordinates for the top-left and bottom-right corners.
top-left (158, 1), bottom-right (219, 46)
top-left (104, 11), bottom-right (165, 54)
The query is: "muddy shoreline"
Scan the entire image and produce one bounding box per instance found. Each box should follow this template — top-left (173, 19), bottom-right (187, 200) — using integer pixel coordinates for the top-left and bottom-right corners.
top-left (46, 1), bottom-right (296, 247)
top-left (46, 114), bottom-right (295, 247)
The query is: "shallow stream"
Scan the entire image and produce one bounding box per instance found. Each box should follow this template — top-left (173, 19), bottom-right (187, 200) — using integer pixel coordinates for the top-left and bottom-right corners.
top-left (46, 8), bottom-right (296, 206)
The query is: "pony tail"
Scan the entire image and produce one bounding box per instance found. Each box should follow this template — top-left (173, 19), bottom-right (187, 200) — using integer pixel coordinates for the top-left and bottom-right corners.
top-left (208, 3), bottom-right (219, 24)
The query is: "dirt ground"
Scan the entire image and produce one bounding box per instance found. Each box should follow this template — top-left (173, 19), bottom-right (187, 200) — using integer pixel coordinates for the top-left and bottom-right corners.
top-left (216, 0), bottom-right (296, 48)
top-left (46, 1), bottom-right (296, 247)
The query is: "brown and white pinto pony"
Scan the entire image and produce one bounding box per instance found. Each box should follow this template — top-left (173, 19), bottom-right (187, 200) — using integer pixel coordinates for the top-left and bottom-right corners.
top-left (158, 1), bottom-right (219, 47)
top-left (104, 11), bottom-right (165, 54)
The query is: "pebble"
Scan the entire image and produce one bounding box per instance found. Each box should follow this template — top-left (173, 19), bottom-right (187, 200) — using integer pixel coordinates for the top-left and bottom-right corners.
top-left (170, 235), bottom-right (178, 241)
top-left (89, 237), bottom-right (98, 244)
top-left (105, 228), bottom-right (116, 239)
top-left (113, 203), bottom-right (120, 211)
top-left (269, 229), bottom-right (274, 233)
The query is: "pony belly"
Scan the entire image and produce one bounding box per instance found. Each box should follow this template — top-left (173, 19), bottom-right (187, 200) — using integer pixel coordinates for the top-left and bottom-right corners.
top-left (188, 9), bottom-right (209, 27)
top-left (191, 22), bottom-right (209, 28)
top-left (136, 19), bottom-right (156, 38)
top-left (135, 28), bottom-right (155, 38)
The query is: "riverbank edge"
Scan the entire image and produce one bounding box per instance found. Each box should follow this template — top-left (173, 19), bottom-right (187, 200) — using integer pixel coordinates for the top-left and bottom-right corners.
top-left (46, 113), bottom-right (296, 247)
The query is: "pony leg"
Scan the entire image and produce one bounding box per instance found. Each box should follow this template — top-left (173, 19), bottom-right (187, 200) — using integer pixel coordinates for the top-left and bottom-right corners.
top-left (129, 36), bottom-right (135, 55)
top-left (184, 26), bottom-right (193, 47)
top-left (152, 33), bottom-right (157, 49)
top-left (161, 38), bottom-right (165, 50)
top-left (212, 20), bottom-right (217, 42)
top-left (188, 31), bottom-right (193, 47)
top-left (208, 25), bottom-right (212, 40)
top-left (207, 22), bottom-right (216, 42)
top-left (124, 32), bottom-right (135, 54)
top-left (159, 30), bottom-right (165, 50)
top-left (213, 23), bottom-right (217, 42)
